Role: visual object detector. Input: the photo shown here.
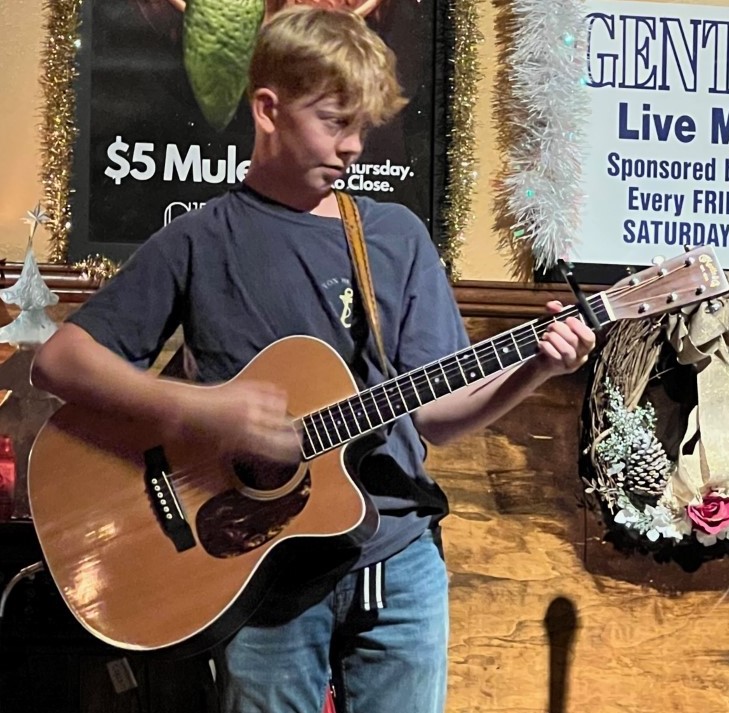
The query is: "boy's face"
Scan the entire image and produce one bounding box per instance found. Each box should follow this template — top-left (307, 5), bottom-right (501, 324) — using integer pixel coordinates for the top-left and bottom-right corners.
top-left (271, 91), bottom-right (367, 197)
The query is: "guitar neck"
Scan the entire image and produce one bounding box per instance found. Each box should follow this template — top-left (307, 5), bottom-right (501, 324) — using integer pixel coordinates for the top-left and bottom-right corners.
top-left (297, 292), bottom-right (613, 460)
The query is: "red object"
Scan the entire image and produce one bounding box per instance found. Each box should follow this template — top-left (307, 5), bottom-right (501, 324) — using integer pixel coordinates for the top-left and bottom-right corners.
top-left (323, 683), bottom-right (336, 713)
top-left (0, 434), bottom-right (16, 521)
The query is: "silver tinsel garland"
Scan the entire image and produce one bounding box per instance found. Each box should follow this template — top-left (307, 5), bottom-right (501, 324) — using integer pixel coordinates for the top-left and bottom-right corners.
top-left (503, 0), bottom-right (589, 270)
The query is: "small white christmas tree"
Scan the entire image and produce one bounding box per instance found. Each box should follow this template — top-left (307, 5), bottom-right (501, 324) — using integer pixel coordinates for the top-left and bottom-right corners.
top-left (0, 204), bottom-right (58, 346)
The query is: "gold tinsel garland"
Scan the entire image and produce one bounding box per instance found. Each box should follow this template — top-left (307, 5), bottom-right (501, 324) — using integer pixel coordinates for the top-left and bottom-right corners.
top-left (40, 0), bottom-right (81, 264)
top-left (73, 254), bottom-right (122, 283)
top-left (41, 0), bottom-right (480, 276)
top-left (442, 0), bottom-right (483, 280)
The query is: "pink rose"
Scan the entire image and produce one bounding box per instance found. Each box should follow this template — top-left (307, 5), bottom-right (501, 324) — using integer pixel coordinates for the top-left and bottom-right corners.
top-left (687, 494), bottom-right (729, 535)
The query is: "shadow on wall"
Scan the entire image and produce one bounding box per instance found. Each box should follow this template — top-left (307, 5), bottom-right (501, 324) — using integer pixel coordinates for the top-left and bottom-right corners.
top-left (544, 596), bottom-right (578, 713)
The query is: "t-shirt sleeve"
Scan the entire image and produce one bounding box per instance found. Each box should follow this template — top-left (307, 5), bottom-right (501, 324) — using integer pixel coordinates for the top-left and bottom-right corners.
top-left (395, 221), bottom-right (470, 374)
top-left (67, 233), bottom-right (187, 369)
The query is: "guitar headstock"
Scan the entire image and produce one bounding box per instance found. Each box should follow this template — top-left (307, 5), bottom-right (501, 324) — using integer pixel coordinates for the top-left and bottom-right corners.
top-left (605, 246), bottom-right (729, 321)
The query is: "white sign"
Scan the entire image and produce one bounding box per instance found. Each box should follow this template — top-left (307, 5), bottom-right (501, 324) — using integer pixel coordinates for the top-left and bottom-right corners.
top-left (577, 1), bottom-right (729, 265)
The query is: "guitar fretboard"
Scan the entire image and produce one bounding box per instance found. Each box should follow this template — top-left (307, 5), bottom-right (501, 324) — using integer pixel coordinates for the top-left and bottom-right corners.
top-left (297, 293), bottom-right (611, 460)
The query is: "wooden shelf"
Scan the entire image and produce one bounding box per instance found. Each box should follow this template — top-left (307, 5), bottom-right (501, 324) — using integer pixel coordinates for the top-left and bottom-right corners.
top-left (0, 261), bottom-right (597, 315)
top-left (0, 262), bottom-right (98, 303)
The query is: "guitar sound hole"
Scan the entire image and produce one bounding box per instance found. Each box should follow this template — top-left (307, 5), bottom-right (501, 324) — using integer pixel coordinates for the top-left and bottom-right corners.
top-left (232, 457), bottom-right (300, 491)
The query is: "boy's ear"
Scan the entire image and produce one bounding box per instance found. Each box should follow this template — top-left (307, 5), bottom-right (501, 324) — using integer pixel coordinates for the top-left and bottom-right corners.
top-left (250, 88), bottom-right (279, 134)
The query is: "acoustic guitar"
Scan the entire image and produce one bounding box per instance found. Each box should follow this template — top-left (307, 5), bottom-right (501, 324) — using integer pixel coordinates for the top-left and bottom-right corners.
top-left (27, 246), bottom-right (729, 656)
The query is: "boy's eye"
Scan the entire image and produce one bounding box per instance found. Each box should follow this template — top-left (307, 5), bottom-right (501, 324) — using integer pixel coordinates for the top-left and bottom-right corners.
top-left (320, 113), bottom-right (349, 128)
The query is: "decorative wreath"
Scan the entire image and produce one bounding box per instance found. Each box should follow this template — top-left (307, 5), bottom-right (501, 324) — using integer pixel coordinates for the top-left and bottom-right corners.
top-left (582, 297), bottom-right (729, 552)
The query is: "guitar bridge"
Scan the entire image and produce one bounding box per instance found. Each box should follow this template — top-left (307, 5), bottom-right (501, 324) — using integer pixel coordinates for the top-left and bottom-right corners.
top-left (144, 446), bottom-right (196, 552)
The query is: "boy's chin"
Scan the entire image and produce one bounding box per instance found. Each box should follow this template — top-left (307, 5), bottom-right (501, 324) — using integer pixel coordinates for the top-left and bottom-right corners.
top-left (309, 177), bottom-right (338, 193)
top-left (296, 181), bottom-right (336, 204)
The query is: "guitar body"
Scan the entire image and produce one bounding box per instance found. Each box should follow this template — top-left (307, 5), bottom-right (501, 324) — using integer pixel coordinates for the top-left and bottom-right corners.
top-left (28, 336), bottom-right (377, 656)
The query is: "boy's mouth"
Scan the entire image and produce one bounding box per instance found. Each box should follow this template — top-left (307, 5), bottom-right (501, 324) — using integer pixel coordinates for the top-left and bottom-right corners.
top-left (323, 165), bottom-right (346, 177)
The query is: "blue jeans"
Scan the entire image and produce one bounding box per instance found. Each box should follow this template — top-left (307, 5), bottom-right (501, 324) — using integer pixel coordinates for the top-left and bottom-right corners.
top-left (218, 529), bottom-right (449, 713)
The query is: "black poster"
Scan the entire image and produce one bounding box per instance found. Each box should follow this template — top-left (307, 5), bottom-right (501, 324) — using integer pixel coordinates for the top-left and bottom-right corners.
top-left (70, 0), bottom-right (442, 261)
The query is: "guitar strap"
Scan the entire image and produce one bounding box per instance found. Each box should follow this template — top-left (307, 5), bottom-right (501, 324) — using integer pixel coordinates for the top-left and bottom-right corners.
top-left (335, 190), bottom-right (393, 380)
top-left (335, 190), bottom-right (388, 612)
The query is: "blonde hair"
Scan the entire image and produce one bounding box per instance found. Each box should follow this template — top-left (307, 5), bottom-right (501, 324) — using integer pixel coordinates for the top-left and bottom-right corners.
top-left (249, 7), bottom-right (407, 127)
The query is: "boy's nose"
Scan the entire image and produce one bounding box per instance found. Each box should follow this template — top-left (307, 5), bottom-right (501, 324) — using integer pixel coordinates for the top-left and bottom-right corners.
top-left (338, 130), bottom-right (363, 157)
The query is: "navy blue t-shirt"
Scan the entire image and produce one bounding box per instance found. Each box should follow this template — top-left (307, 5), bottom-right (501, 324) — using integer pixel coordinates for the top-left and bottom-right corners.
top-left (68, 185), bottom-right (469, 567)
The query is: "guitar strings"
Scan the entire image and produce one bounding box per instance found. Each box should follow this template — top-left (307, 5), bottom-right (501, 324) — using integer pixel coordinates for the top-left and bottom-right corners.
top-left (303, 265), bottom-right (694, 454)
top-left (162, 458), bottom-right (228, 486)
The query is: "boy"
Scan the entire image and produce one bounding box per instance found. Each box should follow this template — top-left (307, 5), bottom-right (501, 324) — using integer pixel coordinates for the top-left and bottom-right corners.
top-left (32, 7), bottom-right (595, 712)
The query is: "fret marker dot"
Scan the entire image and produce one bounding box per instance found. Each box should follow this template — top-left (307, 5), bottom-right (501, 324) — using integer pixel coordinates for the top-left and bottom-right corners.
top-left (502, 347), bottom-right (510, 353)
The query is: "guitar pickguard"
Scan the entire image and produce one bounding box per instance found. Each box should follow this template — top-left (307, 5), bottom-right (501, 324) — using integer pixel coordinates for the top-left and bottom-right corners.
top-left (196, 470), bottom-right (311, 558)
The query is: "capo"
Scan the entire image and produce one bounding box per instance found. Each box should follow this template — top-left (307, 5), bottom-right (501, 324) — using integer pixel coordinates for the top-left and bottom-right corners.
top-left (557, 259), bottom-right (602, 332)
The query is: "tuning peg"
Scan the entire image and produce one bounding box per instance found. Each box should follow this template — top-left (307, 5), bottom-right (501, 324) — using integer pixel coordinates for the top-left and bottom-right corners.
top-left (652, 255), bottom-right (668, 275)
top-left (625, 265), bottom-right (641, 285)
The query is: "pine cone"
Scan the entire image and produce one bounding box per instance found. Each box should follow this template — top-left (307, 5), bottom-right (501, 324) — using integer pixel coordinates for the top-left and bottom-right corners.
top-left (625, 431), bottom-right (670, 499)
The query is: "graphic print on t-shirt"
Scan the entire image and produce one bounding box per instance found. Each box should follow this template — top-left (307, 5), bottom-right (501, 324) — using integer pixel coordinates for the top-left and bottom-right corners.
top-left (339, 288), bottom-right (354, 328)
top-left (321, 277), bottom-right (354, 329)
